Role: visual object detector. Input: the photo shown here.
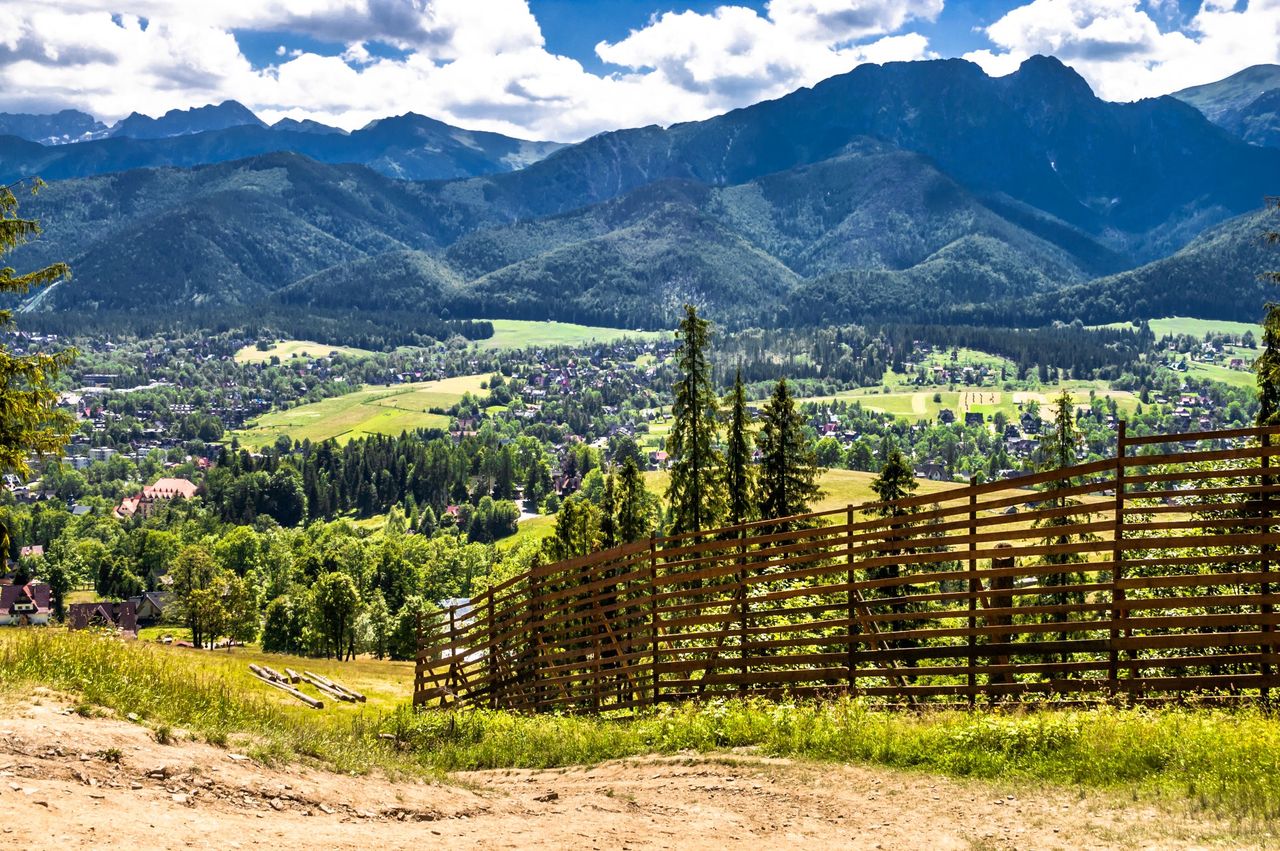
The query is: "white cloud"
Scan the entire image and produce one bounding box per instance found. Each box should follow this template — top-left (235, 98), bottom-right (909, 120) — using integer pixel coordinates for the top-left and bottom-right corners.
top-left (965, 0), bottom-right (1280, 101)
top-left (0, 0), bottom-right (937, 141)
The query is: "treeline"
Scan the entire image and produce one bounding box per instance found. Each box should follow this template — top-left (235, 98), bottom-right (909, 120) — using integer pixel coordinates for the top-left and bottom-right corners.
top-left (18, 308), bottom-right (494, 351)
top-left (205, 428), bottom-right (575, 543)
top-left (882, 323), bottom-right (1149, 377)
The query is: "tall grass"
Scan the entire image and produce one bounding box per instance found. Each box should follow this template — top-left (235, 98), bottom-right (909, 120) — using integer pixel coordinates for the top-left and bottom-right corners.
top-left (4, 631), bottom-right (1280, 820)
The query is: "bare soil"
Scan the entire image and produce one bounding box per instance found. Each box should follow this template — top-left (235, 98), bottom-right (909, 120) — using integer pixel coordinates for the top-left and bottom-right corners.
top-left (0, 693), bottom-right (1259, 850)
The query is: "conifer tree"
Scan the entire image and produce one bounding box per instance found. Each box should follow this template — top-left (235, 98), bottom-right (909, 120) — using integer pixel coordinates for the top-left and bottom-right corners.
top-left (666, 304), bottom-right (724, 534)
top-left (1035, 391), bottom-right (1090, 647)
top-left (724, 369), bottom-right (755, 526)
top-left (616, 456), bottom-right (650, 543)
top-left (600, 469), bottom-right (618, 549)
top-left (1258, 197), bottom-right (1280, 424)
top-left (756, 379), bottom-right (821, 522)
top-left (0, 180), bottom-right (74, 479)
top-left (870, 445), bottom-right (917, 510)
top-left (869, 445), bottom-right (918, 651)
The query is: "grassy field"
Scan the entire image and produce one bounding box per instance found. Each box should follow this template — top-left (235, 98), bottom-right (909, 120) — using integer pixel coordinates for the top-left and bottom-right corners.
top-left (235, 374), bottom-right (487, 447)
top-left (476, 320), bottom-right (670, 351)
top-left (791, 385), bottom-right (1139, 423)
top-left (1098, 316), bottom-right (1264, 340)
top-left (4, 630), bottom-right (1280, 820)
top-left (234, 340), bottom-right (375, 364)
top-left (1148, 317), bottom-right (1264, 339)
top-left (1189, 361), bottom-right (1258, 389)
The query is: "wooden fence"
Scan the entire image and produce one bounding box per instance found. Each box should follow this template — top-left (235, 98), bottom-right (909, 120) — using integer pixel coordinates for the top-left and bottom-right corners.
top-left (415, 424), bottom-right (1280, 712)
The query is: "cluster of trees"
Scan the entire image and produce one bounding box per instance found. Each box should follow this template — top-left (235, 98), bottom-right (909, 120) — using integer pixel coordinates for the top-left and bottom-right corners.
top-left (204, 430), bottom-right (549, 540)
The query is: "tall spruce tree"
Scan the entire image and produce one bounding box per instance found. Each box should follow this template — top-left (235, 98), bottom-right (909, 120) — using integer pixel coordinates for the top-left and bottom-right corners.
top-left (0, 180), bottom-right (74, 479)
top-left (756, 379), bottom-right (821, 521)
top-left (600, 469), bottom-right (618, 549)
top-left (616, 456), bottom-right (650, 543)
top-left (1035, 390), bottom-right (1089, 648)
top-left (1258, 197), bottom-right (1280, 424)
top-left (724, 369), bottom-right (755, 526)
top-left (666, 304), bottom-right (725, 534)
top-left (869, 445), bottom-right (919, 653)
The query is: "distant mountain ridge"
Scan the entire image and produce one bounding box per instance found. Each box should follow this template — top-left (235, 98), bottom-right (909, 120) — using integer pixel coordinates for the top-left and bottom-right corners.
top-left (10, 56), bottom-right (1280, 329)
top-left (0, 101), bottom-right (564, 182)
top-left (1173, 65), bottom-right (1280, 148)
top-left (109, 100), bottom-right (267, 139)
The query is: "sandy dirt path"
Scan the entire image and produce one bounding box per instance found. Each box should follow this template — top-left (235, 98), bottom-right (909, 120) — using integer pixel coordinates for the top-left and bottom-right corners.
top-left (0, 695), bottom-right (1253, 850)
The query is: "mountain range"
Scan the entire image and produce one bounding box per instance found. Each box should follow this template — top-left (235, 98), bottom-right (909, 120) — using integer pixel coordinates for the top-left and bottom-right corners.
top-left (8, 56), bottom-right (1280, 329)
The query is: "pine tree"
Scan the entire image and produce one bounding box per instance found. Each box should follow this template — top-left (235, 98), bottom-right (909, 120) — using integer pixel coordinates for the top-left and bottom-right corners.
top-left (616, 456), bottom-right (650, 543)
top-left (1258, 197), bottom-right (1280, 424)
top-left (599, 469), bottom-right (618, 549)
top-left (756, 379), bottom-right (821, 522)
top-left (1035, 391), bottom-right (1090, 650)
top-left (723, 369), bottom-right (755, 526)
top-left (869, 445), bottom-right (919, 655)
top-left (870, 446), bottom-right (917, 510)
top-left (0, 180), bottom-right (74, 479)
top-left (666, 304), bottom-right (725, 534)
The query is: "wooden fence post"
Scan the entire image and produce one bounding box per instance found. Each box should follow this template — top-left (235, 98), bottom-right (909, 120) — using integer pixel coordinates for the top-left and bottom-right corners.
top-left (1263, 430), bottom-right (1273, 705)
top-left (739, 529), bottom-right (750, 696)
top-left (529, 568), bottom-right (545, 712)
top-left (985, 544), bottom-right (1015, 690)
top-left (1109, 421), bottom-right (1126, 701)
top-left (649, 535), bottom-right (659, 709)
top-left (486, 588), bottom-right (496, 710)
top-left (847, 504), bottom-right (857, 695)
top-left (446, 605), bottom-right (458, 700)
top-left (968, 478), bottom-right (978, 709)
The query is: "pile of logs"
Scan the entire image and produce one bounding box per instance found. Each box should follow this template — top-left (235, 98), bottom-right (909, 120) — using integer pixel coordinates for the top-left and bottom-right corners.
top-left (248, 663), bottom-right (368, 709)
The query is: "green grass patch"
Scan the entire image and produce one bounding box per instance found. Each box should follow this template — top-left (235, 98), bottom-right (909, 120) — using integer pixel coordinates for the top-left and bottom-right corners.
top-left (4, 631), bottom-right (1280, 820)
top-left (1188, 361), bottom-right (1258, 390)
top-left (235, 374), bottom-right (487, 448)
top-left (476, 320), bottom-right (669, 350)
top-left (234, 340), bottom-right (375, 364)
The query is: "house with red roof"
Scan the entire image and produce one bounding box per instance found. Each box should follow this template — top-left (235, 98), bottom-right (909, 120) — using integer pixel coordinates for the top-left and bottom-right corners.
top-left (0, 582), bottom-right (52, 626)
top-left (116, 476), bottom-right (200, 519)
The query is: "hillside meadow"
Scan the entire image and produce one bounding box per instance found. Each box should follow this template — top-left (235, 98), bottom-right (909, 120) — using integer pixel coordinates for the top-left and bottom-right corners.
top-left (235, 374), bottom-right (488, 448)
top-left (4, 630), bottom-right (1280, 823)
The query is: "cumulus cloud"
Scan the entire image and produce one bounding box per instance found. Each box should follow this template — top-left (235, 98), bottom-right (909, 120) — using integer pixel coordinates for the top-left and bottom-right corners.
top-left (0, 0), bottom-right (937, 140)
top-left (964, 0), bottom-right (1280, 101)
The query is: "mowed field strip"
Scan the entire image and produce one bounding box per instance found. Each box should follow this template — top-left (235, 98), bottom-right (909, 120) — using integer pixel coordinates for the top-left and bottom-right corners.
top-left (477, 319), bottom-right (670, 350)
top-left (236, 374), bottom-right (488, 447)
top-left (234, 339), bottom-right (375, 364)
top-left (792, 386), bottom-right (1139, 421)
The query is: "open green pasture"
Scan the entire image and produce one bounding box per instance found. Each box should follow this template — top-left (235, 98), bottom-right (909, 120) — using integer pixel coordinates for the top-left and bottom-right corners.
top-left (233, 339), bottom-right (375, 364)
top-left (476, 319), bottom-right (670, 351)
top-left (235, 374), bottom-right (488, 447)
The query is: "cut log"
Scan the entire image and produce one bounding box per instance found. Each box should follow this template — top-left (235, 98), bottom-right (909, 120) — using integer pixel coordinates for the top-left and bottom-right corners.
top-left (251, 671), bottom-right (323, 709)
top-left (301, 672), bottom-right (355, 702)
top-left (248, 663), bottom-right (277, 682)
top-left (307, 671), bottom-right (367, 703)
top-left (259, 664), bottom-right (286, 682)
top-left (282, 668), bottom-right (303, 684)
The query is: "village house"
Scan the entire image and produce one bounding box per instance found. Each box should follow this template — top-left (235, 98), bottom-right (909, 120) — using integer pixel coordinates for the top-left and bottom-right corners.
top-left (116, 476), bottom-right (200, 519)
top-left (0, 582), bottom-right (52, 626)
top-left (68, 600), bottom-right (138, 634)
top-left (128, 591), bottom-right (171, 626)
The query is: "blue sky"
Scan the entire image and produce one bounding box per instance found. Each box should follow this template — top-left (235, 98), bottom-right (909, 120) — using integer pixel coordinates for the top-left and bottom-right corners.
top-left (1, 1), bottom-right (1276, 141)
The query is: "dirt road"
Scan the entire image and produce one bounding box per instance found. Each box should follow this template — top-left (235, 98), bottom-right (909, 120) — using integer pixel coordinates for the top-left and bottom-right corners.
top-left (0, 693), bottom-right (1252, 850)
